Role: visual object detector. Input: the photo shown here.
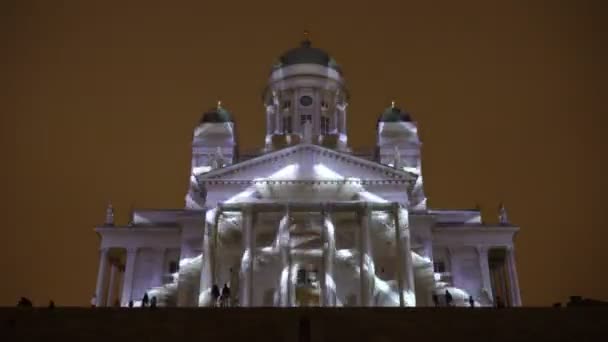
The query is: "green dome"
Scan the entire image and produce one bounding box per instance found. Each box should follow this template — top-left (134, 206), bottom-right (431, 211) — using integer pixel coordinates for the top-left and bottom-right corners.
top-left (200, 105), bottom-right (233, 123)
top-left (272, 38), bottom-right (341, 73)
top-left (378, 105), bottom-right (412, 123)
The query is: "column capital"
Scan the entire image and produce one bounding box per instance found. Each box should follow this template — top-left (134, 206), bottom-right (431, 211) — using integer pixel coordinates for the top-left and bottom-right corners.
top-left (357, 202), bottom-right (371, 215)
top-left (240, 203), bottom-right (254, 215)
top-left (475, 245), bottom-right (489, 254)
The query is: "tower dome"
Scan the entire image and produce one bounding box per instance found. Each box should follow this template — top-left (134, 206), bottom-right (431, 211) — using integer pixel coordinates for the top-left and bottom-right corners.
top-left (200, 102), bottom-right (233, 124)
top-left (272, 33), bottom-right (341, 73)
top-left (378, 102), bottom-right (412, 123)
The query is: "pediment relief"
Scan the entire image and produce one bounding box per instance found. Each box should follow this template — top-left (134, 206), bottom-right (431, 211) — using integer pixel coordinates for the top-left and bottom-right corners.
top-left (200, 144), bottom-right (417, 187)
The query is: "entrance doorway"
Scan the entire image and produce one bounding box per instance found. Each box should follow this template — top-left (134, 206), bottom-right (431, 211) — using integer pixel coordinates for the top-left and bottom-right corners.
top-left (295, 267), bottom-right (321, 306)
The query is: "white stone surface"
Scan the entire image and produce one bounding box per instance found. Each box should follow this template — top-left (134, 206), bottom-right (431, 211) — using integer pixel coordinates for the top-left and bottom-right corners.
top-left (93, 42), bottom-right (521, 308)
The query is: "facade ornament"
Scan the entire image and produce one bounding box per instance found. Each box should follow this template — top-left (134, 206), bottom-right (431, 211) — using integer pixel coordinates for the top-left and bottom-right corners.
top-left (192, 174), bottom-right (207, 207)
top-left (127, 203), bottom-right (135, 227)
top-left (105, 202), bottom-right (114, 226)
top-left (272, 90), bottom-right (279, 107)
top-left (210, 147), bottom-right (225, 170)
top-left (393, 146), bottom-right (401, 169)
top-left (498, 202), bottom-right (509, 225)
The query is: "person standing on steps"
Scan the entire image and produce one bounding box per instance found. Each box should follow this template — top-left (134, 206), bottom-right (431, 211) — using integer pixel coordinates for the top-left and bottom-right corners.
top-left (221, 284), bottom-right (231, 307)
top-left (211, 285), bottom-right (221, 307)
top-left (141, 293), bottom-right (149, 307)
top-left (445, 290), bottom-right (453, 307)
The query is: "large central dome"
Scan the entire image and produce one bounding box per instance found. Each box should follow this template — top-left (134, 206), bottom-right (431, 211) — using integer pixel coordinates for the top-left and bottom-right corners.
top-left (273, 37), bottom-right (341, 73)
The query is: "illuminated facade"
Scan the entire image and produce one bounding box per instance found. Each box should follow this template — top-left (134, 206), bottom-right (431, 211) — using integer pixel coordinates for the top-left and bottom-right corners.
top-left (94, 37), bottom-right (521, 308)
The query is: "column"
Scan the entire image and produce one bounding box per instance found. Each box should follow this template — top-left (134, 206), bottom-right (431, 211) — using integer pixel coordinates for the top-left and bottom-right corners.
top-left (339, 106), bottom-right (347, 135)
top-left (95, 248), bottom-right (110, 307)
top-left (447, 247), bottom-right (457, 286)
top-left (279, 210), bottom-right (292, 307)
top-left (240, 206), bottom-right (255, 307)
top-left (323, 210), bottom-right (336, 306)
top-left (423, 240), bottom-right (434, 261)
top-left (200, 219), bottom-right (214, 293)
top-left (476, 246), bottom-right (493, 304)
top-left (505, 245), bottom-right (522, 306)
top-left (359, 204), bottom-right (373, 306)
top-left (106, 263), bottom-right (118, 306)
top-left (120, 247), bottom-right (137, 306)
top-left (393, 203), bottom-right (415, 307)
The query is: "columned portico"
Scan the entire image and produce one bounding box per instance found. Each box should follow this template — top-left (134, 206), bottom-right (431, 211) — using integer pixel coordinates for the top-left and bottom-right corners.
top-left (322, 209), bottom-right (336, 306)
top-left (278, 209), bottom-right (292, 307)
top-left (476, 246), bottom-right (493, 303)
top-left (505, 245), bottom-right (522, 306)
top-left (95, 248), bottom-right (109, 307)
top-left (240, 205), bottom-right (255, 307)
top-left (121, 247), bottom-right (137, 306)
top-left (393, 203), bottom-right (415, 306)
top-left (106, 262), bottom-right (118, 306)
top-left (359, 204), bottom-right (373, 306)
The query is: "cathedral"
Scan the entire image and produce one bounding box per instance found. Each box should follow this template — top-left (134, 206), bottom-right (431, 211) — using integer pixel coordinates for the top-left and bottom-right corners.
top-left (93, 35), bottom-right (521, 308)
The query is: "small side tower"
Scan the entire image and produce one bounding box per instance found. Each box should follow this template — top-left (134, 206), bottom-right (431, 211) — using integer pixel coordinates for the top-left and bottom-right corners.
top-left (376, 101), bottom-right (427, 210)
top-left (185, 101), bottom-right (237, 209)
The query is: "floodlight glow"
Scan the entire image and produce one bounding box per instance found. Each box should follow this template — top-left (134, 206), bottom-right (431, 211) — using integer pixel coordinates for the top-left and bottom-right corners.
top-left (193, 166), bottom-right (212, 174)
top-left (267, 164), bottom-right (298, 180)
top-left (314, 164), bottom-right (344, 180)
top-left (179, 255), bottom-right (202, 267)
top-left (358, 191), bottom-right (389, 203)
top-left (224, 188), bottom-right (257, 203)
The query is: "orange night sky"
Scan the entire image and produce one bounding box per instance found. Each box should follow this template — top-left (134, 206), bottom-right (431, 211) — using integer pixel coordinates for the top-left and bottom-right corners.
top-left (2, 0), bottom-right (607, 306)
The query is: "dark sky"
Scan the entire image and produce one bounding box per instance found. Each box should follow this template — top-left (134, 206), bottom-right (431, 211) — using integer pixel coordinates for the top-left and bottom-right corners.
top-left (2, 0), bottom-right (607, 306)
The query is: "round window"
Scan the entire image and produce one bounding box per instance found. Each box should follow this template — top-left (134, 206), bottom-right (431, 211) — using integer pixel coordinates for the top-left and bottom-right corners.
top-left (299, 96), bottom-right (313, 106)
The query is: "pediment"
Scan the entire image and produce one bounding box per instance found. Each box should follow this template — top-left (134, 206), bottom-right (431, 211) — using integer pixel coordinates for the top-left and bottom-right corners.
top-left (199, 144), bottom-right (417, 187)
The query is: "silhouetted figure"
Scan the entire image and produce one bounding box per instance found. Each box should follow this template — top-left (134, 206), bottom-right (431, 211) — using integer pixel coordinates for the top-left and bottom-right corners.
top-left (128, 300), bottom-right (134, 308)
top-left (150, 296), bottom-right (157, 309)
top-left (445, 290), bottom-right (453, 307)
top-left (48, 300), bottom-right (55, 309)
top-left (495, 296), bottom-right (505, 308)
top-left (211, 285), bottom-right (221, 306)
top-left (17, 297), bottom-right (32, 307)
top-left (220, 284), bottom-right (231, 307)
top-left (142, 293), bottom-right (149, 307)
top-left (469, 296), bottom-right (475, 307)
top-left (432, 293), bottom-right (439, 307)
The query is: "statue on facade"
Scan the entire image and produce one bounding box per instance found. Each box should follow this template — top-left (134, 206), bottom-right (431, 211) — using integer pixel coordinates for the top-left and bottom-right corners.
top-left (209, 146), bottom-right (226, 170)
top-left (498, 202), bottom-right (509, 225)
top-left (105, 202), bottom-right (114, 226)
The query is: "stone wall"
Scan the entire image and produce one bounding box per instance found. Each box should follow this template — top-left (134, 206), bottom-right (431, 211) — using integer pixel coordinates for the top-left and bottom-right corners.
top-left (1, 307), bottom-right (605, 341)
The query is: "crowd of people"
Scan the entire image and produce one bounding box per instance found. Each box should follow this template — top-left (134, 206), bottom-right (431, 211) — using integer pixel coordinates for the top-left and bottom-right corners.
top-left (18, 286), bottom-right (510, 309)
top-left (431, 290), bottom-right (506, 308)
